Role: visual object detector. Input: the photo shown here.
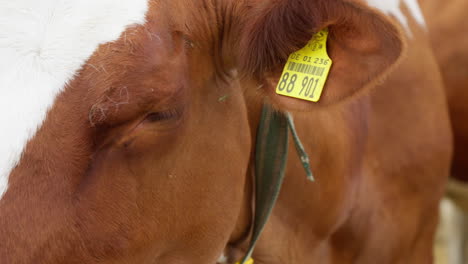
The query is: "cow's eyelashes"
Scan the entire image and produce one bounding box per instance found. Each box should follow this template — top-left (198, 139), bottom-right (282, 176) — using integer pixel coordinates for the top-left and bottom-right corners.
top-left (144, 109), bottom-right (181, 123)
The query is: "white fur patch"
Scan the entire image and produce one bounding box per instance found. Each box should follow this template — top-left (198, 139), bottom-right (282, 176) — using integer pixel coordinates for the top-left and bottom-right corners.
top-left (366, 0), bottom-right (426, 34)
top-left (0, 0), bottom-right (149, 199)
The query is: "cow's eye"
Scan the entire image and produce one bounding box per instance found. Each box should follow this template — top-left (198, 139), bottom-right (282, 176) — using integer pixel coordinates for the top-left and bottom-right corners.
top-left (145, 109), bottom-right (181, 123)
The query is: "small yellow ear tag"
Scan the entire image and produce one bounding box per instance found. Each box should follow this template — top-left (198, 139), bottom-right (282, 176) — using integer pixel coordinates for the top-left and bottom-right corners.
top-left (276, 29), bottom-right (333, 102)
top-left (236, 258), bottom-right (254, 264)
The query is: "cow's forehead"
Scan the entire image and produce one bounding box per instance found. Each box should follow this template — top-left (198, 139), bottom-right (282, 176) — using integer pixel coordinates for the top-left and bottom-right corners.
top-left (0, 0), bottom-right (150, 199)
top-left (366, 0), bottom-right (426, 33)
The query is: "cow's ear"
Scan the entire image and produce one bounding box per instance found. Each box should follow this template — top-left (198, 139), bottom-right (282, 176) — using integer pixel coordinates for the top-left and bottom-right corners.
top-left (237, 0), bottom-right (405, 111)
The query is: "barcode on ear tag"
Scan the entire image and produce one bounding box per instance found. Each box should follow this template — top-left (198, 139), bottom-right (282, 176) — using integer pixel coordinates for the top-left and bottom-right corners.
top-left (276, 29), bottom-right (333, 102)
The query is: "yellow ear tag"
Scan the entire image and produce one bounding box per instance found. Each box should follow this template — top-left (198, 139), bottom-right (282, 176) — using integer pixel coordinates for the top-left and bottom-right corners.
top-left (276, 29), bottom-right (333, 102)
top-left (236, 258), bottom-right (254, 264)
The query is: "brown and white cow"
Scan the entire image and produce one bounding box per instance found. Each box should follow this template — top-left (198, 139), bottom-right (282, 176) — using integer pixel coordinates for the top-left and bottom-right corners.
top-left (0, 0), bottom-right (451, 263)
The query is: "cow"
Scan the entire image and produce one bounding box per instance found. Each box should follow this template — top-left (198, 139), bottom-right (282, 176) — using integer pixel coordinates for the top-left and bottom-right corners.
top-left (419, 0), bottom-right (468, 263)
top-left (223, 0), bottom-right (454, 263)
top-left (0, 1), bottom-right (451, 264)
top-left (420, 0), bottom-right (468, 184)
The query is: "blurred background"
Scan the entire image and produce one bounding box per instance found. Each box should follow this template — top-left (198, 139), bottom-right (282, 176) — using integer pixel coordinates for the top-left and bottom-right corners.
top-left (435, 180), bottom-right (468, 264)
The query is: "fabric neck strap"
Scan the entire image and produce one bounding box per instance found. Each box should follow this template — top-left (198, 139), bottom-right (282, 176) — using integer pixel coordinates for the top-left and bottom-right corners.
top-left (240, 103), bottom-right (313, 263)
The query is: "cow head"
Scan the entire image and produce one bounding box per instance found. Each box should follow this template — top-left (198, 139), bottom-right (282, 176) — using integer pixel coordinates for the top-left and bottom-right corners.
top-left (0, 1), bottom-right (252, 263)
top-left (0, 0), bottom-right (404, 263)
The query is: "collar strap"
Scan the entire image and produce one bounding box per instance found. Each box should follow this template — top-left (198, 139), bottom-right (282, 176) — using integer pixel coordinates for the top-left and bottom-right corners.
top-left (240, 103), bottom-right (313, 263)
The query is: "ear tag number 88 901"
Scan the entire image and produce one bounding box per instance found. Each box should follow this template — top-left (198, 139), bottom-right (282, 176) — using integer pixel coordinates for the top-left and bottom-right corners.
top-left (276, 29), bottom-right (333, 102)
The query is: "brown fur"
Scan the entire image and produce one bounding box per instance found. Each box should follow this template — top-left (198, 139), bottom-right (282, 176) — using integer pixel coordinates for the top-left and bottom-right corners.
top-left (420, 0), bottom-right (468, 182)
top-left (0, 0), bottom-right (452, 263)
top-left (419, 3), bottom-right (468, 261)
